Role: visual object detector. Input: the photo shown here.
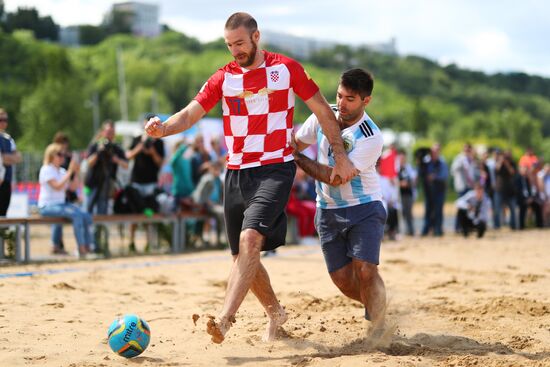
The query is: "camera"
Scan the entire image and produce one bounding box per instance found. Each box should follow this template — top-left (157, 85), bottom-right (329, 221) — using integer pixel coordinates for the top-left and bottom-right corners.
top-left (98, 138), bottom-right (115, 157)
top-left (143, 137), bottom-right (154, 149)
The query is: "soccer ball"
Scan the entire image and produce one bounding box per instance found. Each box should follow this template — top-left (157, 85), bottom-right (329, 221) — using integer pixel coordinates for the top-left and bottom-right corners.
top-left (107, 314), bottom-right (151, 358)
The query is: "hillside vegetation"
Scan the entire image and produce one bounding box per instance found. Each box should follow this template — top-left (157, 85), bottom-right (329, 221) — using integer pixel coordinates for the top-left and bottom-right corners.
top-left (1, 29), bottom-right (549, 160)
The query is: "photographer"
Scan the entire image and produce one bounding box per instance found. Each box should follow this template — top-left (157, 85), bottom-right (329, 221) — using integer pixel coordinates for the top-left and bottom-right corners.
top-left (84, 120), bottom-right (128, 253)
top-left (125, 114), bottom-right (165, 252)
top-left (455, 182), bottom-right (491, 238)
top-left (494, 150), bottom-right (517, 229)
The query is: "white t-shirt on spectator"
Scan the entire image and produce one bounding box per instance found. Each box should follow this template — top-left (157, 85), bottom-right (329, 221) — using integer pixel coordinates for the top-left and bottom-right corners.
top-left (38, 164), bottom-right (67, 208)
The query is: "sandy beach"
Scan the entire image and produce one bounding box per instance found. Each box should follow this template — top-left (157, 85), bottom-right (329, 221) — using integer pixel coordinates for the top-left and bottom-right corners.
top-left (1, 228), bottom-right (549, 366)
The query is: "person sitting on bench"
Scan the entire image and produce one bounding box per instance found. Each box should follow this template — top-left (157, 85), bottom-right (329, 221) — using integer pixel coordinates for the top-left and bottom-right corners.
top-left (38, 143), bottom-right (93, 257)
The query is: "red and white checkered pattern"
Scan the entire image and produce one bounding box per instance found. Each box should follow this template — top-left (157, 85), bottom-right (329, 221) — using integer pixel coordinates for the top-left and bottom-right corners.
top-left (195, 51), bottom-right (319, 170)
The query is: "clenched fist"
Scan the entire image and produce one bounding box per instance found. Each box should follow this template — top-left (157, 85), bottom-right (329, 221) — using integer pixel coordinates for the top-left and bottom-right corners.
top-left (144, 116), bottom-right (166, 138)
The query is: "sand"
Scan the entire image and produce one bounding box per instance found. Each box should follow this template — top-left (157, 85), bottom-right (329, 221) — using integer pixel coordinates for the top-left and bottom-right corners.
top-left (0, 228), bottom-right (549, 366)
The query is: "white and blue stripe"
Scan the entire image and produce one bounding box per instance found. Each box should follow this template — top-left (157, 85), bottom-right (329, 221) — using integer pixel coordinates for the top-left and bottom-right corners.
top-left (301, 111), bottom-right (383, 209)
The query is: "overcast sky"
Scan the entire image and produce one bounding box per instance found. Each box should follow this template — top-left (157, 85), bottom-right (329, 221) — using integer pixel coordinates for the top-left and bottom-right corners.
top-left (5, 0), bottom-right (550, 77)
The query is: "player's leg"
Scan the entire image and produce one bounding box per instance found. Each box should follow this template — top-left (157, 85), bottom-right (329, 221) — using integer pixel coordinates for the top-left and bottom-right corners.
top-left (329, 263), bottom-right (361, 301)
top-left (241, 163), bottom-right (295, 340)
top-left (346, 201), bottom-right (387, 328)
top-left (249, 260), bottom-right (287, 342)
top-left (207, 163), bottom-right (294, 343)
top-left (208, 229), bottom-right (264, 343)
top-left (218, 228), bottom-right (263, 323)
top-left (351, 259), bottom-right (386, 328)
top-left (206, 169), bottom-right (244, 343)
top-left (317, 208), bottom-right (362, 302)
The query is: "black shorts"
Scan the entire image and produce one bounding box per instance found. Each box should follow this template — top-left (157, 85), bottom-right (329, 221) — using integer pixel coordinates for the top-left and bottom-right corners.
top-left (224, 161), bottom-right (296, 255)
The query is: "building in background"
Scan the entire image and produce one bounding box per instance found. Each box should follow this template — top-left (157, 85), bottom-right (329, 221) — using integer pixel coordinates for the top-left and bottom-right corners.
top-left (59, 26), bottom-right (80, 46)
top-left (261, 30), bottom-right (397, 59)
top-left (104, 1), bottom-right (161, 38)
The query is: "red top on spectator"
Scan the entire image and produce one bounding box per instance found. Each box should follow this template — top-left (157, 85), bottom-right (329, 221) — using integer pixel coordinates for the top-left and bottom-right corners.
top-left (379, 146), bottom-right (398, 179)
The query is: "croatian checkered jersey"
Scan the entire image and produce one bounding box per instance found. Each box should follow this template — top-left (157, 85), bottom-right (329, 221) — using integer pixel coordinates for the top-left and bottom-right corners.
top-left (296, 108), bottom-right (383, 209)
top-left (195, 50), bottom-right (319, 170)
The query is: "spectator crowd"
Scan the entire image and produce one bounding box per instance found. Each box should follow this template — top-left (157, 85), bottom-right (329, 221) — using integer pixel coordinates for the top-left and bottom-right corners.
top-left (377, 142), bottom-right (550, 240)
top-left (1, 104), bottom-right (549, 257)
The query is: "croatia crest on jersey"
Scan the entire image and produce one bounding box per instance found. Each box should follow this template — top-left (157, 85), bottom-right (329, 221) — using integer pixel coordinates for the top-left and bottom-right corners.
top-left (270, 70), bottom-right (280, 83)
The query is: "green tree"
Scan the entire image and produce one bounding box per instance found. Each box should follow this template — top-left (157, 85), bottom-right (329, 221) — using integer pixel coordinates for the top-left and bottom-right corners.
top-left (4, 7), bottom-right (59, 40)
top-left (18, 77), bottom-right (92, 150)
top-left (130, 87), bottom-right (171, 120)
top-left (79, 25), bottom-right (107, 45)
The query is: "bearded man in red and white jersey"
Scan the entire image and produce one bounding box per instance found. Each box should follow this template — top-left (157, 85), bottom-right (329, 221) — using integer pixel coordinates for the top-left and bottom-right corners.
top-left (145, 12), bottom-right (357, 344)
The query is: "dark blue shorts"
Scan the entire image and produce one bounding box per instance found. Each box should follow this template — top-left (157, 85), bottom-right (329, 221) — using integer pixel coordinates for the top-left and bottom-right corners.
top-left (315, 201), bottom-right (387, 273)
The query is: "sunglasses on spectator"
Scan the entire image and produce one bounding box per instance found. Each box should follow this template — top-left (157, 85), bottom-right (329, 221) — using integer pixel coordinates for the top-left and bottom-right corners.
top-left (0, 117), bottom-right (8, 122)
top-left (55, 152), bottom-right (65, 157)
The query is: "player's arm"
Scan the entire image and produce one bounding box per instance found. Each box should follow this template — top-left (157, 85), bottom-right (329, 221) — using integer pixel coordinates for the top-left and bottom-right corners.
top-left (303, 91), bottom-right (356, 183)
top-left (145, 100), bottom-right (206, 138)
top-left (293, 136), bottom-right (310, 154)
top-left (293, 149), bottom-right (343, 187)
top-left (291, 135), bottom-right (343, 186)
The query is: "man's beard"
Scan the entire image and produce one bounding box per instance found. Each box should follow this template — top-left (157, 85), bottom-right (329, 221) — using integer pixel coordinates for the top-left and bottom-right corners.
top-left (236, 40), bottom-right (258, 68)
top-left (339, 109), bottom-right (362, 124)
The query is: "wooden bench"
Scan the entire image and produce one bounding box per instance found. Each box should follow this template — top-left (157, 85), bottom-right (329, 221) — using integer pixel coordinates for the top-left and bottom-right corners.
top-left (0, 211), bottom-right (213, 263)
top-left (0, 218), bottom-right (27, 262)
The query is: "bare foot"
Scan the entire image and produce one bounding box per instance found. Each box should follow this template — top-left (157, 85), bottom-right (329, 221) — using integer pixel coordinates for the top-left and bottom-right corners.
top-left (206, 315), bottom-right (234, 344)
top-left (365, 303), bottom-right (393, 349)
top-left (262, 307), bottom-right (288, 342)
top-left (366, 322), bottom-right (397, 350)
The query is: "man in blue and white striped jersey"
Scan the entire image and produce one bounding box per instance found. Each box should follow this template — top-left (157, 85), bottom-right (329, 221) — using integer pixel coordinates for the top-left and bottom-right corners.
top-left (293, 68), bottom-right (387, 332)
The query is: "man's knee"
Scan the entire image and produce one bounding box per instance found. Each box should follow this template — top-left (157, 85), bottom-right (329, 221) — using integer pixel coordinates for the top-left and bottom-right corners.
top-left (239, 228), bottom-right (264, 254)
top-left (352, 260), bottom-right (379, 284)
top-left (330, 265), bottom-right (354, 294)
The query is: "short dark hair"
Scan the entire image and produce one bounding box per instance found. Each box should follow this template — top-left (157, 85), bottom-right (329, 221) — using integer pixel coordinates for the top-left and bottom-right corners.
top-left (339, 68), bottom-right (374, 98)
top-left (225, 12), bottom-right (258, 35)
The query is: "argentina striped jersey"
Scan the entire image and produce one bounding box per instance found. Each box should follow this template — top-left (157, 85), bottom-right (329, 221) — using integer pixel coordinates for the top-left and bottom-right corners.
top-left (295, 110), bottom-right (383, 209)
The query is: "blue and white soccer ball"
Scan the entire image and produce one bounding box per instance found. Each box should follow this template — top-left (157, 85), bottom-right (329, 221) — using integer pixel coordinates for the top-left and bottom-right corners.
top-left (107, 314), bottom-right (151, 358)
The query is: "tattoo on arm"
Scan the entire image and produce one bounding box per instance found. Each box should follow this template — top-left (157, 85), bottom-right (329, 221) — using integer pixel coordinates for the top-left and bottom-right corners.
top-left (294, 152), bottom-right (342, 186)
